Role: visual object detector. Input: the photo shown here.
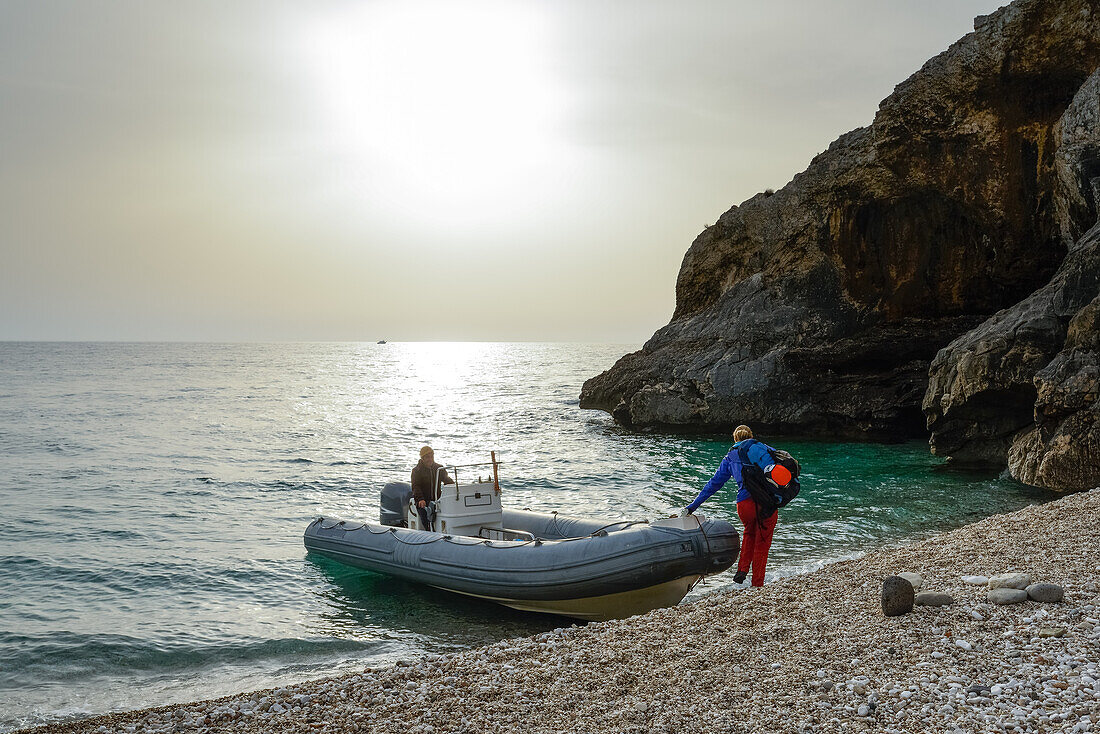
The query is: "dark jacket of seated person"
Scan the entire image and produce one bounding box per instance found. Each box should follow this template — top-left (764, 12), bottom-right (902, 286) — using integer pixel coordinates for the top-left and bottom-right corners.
top-left (411, 460), bottom-right (453, 507)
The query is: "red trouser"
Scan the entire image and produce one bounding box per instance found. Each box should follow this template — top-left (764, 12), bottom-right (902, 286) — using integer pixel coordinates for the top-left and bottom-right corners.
top-left (737, 498), bottom-right (777, 587)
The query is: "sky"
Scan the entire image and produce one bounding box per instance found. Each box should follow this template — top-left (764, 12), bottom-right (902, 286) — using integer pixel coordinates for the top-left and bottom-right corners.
top-left (0, 0), bottom-right (1007, 342)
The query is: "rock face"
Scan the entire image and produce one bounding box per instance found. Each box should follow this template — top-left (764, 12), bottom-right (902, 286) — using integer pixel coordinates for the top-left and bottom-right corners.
top-left (925, 68), bottom-right (1100, 489)
top-left (581, 0), bottom-right (1100, 488)
top-left (1008, 295), bottom-right (1100, 489)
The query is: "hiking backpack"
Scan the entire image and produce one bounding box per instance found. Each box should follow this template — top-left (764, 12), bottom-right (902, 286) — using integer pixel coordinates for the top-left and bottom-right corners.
top-left (737, 439), bottom-right (801, 522)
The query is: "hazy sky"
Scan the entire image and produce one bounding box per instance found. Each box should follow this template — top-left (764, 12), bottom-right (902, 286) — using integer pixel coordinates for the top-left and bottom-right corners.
top-left (1, 0), bottom-right (1005, 341)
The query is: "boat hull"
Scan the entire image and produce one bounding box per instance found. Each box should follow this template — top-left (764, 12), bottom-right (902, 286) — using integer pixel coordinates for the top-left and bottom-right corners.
top-left (441, 574), bottom-right (702, 622)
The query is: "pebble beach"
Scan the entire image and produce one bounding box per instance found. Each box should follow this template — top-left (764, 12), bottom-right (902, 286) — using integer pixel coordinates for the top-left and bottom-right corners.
top-left (28, 488), bottom-right (1100, 734)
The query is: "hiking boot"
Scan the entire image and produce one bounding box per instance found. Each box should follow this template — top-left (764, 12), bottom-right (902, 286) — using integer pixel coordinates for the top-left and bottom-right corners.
top-left (733, 571), bottom-right (747, 584)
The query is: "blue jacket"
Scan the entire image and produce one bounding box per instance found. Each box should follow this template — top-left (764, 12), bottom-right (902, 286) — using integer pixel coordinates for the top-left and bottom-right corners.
top-left (686, 439), bottom-right (775, 511)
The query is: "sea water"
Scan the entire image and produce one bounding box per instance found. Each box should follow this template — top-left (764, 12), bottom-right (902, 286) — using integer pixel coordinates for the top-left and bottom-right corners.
top-left (0, 342), bottom-right (1048, 730)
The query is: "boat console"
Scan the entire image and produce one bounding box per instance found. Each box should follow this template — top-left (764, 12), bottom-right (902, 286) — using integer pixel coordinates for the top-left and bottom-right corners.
top-left (385, 453), bottom-right (534, 540)
top-left (411, 477), bottom-right (503, 537)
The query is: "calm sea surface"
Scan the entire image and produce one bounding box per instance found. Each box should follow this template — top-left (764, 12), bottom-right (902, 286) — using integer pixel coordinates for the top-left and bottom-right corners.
top-left (0, 342), bottom-right (1049, 730)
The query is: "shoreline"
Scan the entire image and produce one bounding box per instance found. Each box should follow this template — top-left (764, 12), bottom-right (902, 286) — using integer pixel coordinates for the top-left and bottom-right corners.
top-left (23, 489), bottom-right (1100, 734)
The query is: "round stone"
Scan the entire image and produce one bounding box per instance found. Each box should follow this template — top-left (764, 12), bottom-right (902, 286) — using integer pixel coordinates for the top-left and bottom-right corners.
top-left (961, 575), bottom-right (989, 585)
top-left (987, 572), bottom-right (1031, 590)
top-left (914, 591), bottom-right (954, 607)
top-left (882, 576), bottom-right (915, 617)
top-left (898, 572), bottom-right (923, 591)
top-left (1025, 583), bottom-right (1064, 603)
top-left (987, 587), bottom-right (1028, 605)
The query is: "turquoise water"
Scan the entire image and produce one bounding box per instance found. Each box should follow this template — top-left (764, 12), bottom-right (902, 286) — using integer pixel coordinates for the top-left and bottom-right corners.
top-left (0, 342), bottom-right (1048, 730)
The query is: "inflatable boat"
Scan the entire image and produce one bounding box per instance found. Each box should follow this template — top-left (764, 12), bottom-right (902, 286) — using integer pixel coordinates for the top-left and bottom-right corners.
top-left (303, 461), bottom-right (739, 621)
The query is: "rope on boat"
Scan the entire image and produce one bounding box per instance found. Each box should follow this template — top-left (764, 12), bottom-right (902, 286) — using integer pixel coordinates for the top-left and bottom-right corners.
top-left (694, 514), bottom-right (712, 588)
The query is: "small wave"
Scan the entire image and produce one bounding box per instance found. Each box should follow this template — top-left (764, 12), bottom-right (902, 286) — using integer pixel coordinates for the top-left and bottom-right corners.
top-left (252, 480), bottom-right (328, 493)
top-left (0, 556), bottom-right (147, 596)
top-left (0, 632), bottom-right (379, 684)
top-left (0, 555), bottom-right (299, 602)
top-left (285, 458), bottom-right (315, 464)
top-left (42, 441), bottom-right (89, 455)
top-left (163, 488), bottom-right (214, 497)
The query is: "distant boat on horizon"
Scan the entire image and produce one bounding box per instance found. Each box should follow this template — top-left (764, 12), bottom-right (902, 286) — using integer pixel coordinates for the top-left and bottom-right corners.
top-left (377, 340), bottom-right (387, 344)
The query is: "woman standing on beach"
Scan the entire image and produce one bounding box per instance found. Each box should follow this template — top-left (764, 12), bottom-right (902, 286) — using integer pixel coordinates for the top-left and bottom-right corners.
top-left (683, 425), bottom-right (781, 587)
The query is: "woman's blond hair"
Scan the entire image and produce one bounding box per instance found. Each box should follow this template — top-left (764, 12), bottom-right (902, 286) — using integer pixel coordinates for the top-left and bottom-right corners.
top-left (733, 425), bottom-right (753, 442)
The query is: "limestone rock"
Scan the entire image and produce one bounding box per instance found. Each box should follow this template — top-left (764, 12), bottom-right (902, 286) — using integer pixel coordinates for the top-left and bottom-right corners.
top-left (581, 0), bottom-right (1100, 447)
top-left (961, 575), bottom-right (989, 586)
top-left (1006, 293), bottom-right (1100, 490)
top-left (882, 576), bottom-right (914, 617)
top-left (898, 572), bottom-right (923, 592)
top-left (988, 572), bottom-right (1032, 590)
top-left (926, 222), bottom-right (1100, 481)
top-left (1026, 583), bottom-right (1065, 603)
top-left (923, 67), bottom-right (1100, 487)
top-left (987, 588), bottom-right (1029, 605)
top-left (914, 591), bottom-right (954, 607)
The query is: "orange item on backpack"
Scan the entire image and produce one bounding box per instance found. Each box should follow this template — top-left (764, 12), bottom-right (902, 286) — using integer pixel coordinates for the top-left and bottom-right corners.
top-left (769, 463), bottom-right (793, 487)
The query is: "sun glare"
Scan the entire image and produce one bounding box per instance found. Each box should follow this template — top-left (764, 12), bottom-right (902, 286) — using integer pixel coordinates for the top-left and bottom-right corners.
top-left (299, 1), bottom-right (571, 225)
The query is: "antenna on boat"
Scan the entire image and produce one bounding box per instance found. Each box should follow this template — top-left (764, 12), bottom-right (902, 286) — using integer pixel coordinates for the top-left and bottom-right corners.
top-left (491, 451), bottom-right (500, 494)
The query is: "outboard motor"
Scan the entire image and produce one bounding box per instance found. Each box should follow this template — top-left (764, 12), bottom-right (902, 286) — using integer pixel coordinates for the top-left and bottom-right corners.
top-left (380, 482), bottom-right (413, 527)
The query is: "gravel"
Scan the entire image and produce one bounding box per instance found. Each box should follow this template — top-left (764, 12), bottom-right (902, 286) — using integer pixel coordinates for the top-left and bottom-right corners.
top-left (21, 488), bottom-right (1100, 734)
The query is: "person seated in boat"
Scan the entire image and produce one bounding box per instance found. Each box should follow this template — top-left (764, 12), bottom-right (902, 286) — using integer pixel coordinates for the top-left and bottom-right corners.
top-left (411, 446), bottom-right (453, 530)
top-left (682, 424), bottom-right (779, 587)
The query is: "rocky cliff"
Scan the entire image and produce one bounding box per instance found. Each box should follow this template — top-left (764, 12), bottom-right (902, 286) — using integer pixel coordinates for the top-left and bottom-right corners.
top-left (925, 68), bottom-right (1100, 489)
top-left (581, 0), bottom-right (1100, 490)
